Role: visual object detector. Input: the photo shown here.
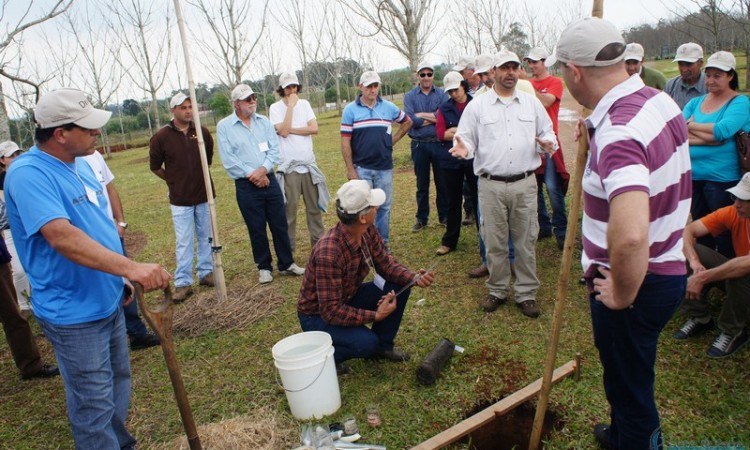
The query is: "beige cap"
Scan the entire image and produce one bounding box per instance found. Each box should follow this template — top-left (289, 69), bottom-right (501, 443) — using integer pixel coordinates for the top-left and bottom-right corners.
top-left (34, 88), bottom-right (112, 129)
top-left (474, 54), bottom-right (495, 74)
top-left (727, 172), bottom-right (750, 200)
top-left (170, 92), bottom-right (189, 109)
top-left (336, 180), bottom-right (386, 214)
top-left (0, 141), bottom-right (21, 159)
top-left (524, 47), bottom-right (549, 62)
top-left (443, 71), bottom-right (464, 91)
top-left (673, 42), bottom-right (703, 63)
top-left (705, 51), bottom-right (736, 71)
top-left (231, 84), bottom-right (255, 101)
top-left (546, 17), bottom-right (625, 67)
top-left (624, 43), bottom-right (645, 61)
top-left (416, 61), bottom-right (434, 72)
top-left (279, 72), bottom-right (300, 89)
top-left (494, 50), bottom-right (521, 68)
top-left (359, 71), bottom-right (381, 87)
top-left (452, 55), bottom-right (475, 71)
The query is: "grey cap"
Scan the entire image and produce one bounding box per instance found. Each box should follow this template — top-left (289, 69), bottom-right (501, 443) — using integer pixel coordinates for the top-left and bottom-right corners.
top-left (705, 51), bottom-right (736, 71)
top-left (452, 55), bottom-right (475, 71)
top-left (279, 72), bottom-right (300, 89)
top-left (416, 61), bottom-right (434, 72)
top-left (525, 47), bottom-right (549, 62)
top-left (673, 42), bottom-right (703, 63)
top-left (359, 71), bottom-right (381, 87)
top-left (546, 17), bottom-right (625, 67)
top-left (231, 84), bottom-right (255, 101)
top-left (474, 54), bottom-right (495, 74)
top-left (170, 92), bottom-right (189, 109)
top-left (35, 88), bottom-right (112, 129)
top-left (623, 43), bottom-right (645, 61)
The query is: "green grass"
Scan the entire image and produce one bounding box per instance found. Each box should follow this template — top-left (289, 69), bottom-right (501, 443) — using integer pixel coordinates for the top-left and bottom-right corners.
top-left (0, 107), bottom-right (748, 449)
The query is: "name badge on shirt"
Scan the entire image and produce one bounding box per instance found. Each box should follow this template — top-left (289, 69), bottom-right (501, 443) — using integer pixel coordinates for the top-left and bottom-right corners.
top-left (259, 142), bottom-right (269, 152)
top-left (386, 125), bottom-right (392, 136)
top-left (85, 186), bottom-right (100, 207)
top-left (374, 273), bottom-right (386, 290)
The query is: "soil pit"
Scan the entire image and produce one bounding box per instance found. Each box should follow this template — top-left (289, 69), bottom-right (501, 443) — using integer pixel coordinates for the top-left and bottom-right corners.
top-left (461, 400), bottom-right (564, 450)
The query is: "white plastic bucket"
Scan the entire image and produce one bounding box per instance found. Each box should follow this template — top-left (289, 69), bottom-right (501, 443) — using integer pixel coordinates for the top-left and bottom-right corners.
top-left (272, 331), bottom-right (341, 419)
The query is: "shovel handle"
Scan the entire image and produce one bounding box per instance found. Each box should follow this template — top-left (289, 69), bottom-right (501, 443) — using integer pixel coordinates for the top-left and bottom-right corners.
top-left (133, 283), bottom-right (202, 450)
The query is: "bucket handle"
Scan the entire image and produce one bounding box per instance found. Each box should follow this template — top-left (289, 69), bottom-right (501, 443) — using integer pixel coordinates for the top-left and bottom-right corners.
top-left (275, 350), bottom-right (331, 393)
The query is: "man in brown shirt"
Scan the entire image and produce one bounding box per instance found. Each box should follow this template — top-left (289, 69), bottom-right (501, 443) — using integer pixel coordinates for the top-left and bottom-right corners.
top-left (149, 92), bottom-right (215, 302)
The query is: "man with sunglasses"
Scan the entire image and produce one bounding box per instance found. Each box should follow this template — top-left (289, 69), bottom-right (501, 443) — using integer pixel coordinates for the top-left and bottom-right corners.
top-left (4, 88), bottom-right (171, 449)
top-left (677, 173), bottom-right (750, 358)
top-left (341, 71), bottom-right (412, 245)
top-left (403, 62), bottom-right (448, 233)
top-left (217, 84), bottom-right (305, 285)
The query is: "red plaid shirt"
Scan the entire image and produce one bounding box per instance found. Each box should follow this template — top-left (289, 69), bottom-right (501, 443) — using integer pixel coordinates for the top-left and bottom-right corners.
top-left (297, 223), bottom-right (415, 326)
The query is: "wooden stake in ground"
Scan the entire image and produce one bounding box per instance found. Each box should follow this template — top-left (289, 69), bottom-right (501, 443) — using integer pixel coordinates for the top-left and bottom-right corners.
top-left (528, 2), bottom-right (603, 449)
top-left (172, 0), bottom-right (228, 302)
top-left (137, 285), bottom-right (202, 450)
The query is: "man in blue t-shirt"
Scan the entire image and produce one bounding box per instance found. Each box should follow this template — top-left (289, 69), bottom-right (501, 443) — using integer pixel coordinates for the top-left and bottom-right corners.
top-left (5, 88), bottom-right (171, 450)
top-left (341, 71), bottom-right (412, 244)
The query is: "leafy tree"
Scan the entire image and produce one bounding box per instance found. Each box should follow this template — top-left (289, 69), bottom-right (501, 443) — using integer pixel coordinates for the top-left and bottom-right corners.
top-left (208, 93), bottom-right (233, 118)
top-left (122, 99), bottom-right (141, 116)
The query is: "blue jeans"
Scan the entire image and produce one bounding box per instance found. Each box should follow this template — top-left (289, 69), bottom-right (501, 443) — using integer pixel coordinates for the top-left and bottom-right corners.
top-left (537, 155), bottom-right (567, 239)
top-left (411, 140), bottom-right (447, 224)
top-left (37, 307), bottom-right (136, 450)
top-left (235, 176), bottom-right (294, 271)
top-left (691, 180), bottom-right (737, 258)
top-left (298, 281), bottom-right (410, 363)
top-left (170, 202), bottom-right (213, 287)
top-left (356, 167), bottom-right (393, 243)
top-left (589, 273), bottom-right (685, 450)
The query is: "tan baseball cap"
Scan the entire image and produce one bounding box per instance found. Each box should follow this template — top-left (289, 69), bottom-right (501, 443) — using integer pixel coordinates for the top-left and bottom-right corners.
top-left (0, 141), bottom-right (21, 159)
top-left (673, 42), bottom-right (703, 63)
top-left (452, 55), bottom-right (475, 71)
top-left (336, 180), bottom-right (386, 214)
top-left (170, 92), bottom-right (189, 109)
top-left (624, 43), bottom-right (645, 61)
top-left (524, 47), bottom-right (549, 62)
top-left (279, 72), bottom-right (300, 89)
top-left (727, 172), bottom-right (750, 200)
top-left (34, 88), bottom-right (112, 129)
top-left (705, 51), bottom-right (736, 71)
top-left (359, 71), bottom-right (381, 87)
top-left (494, 50), bottom-right (521, 68)
top-left (443, 71), bottom-right (464, 91)
top-left (546, 17), bottom-right (625, 67)
top-left (474, 54), bottom-right (495, 74)
top-left (231, 84), bottom-right (256, 101)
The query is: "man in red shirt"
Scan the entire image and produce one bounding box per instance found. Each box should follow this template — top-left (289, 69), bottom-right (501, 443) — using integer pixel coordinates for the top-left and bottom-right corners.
top-left (297, 180), bottom-right (435, 374)
top-left (525, 48), bottom-right (570, 250)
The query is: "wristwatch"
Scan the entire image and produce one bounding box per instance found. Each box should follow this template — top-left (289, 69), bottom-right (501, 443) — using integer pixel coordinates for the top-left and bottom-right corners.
top-left (117, 221), bottom-right (128, 229)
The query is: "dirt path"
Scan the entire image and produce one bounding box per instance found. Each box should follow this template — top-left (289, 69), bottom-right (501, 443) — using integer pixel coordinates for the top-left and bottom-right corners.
top-left (557, 86), bottom-right (586, 173)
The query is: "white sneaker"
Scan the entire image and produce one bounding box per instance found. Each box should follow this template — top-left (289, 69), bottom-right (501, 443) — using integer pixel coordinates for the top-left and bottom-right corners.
top-left (280, 263), bottom-right (305, 276)
top-left (259, 270), bottom-right (273, 284)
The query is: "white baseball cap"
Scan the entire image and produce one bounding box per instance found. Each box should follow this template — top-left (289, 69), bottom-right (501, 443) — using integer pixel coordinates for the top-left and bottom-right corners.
top-left (673, 42), bottom-right (704, 63)
top-left (624, 43), bottom-right (645, 61)
top-left (452, 55), bottom-right (475, 71)
top-left (336, 180), bottom-right (386, 214)
top-left (474, 54), bottom-right (495, 74)
top-left (727, 172), bottom-right (750, 200)
top-left (524, 47), bottom-right (549, 62)
top-left (359, 71), bottom-right (381, 87)
top-left (443, 71), bottom-right (464, 91)
top-left (416, 61), bottom-right (434, 73)
top-left (279, 72), bottom-right (300, 89)
top-left (231, 84), bottom-right (255, 101)
top-left (34, 88), bottom-right (112, 129)
top-left (170, 92), bottom-right (189, 109)
top-left (494, 51), bottom-right (521, 68)
top-left (0, 141), bottom-right (21, 159)
top-left (705, 51), bottom-right (736, 71)
top-left (546, 17), bottom-right (625, 67)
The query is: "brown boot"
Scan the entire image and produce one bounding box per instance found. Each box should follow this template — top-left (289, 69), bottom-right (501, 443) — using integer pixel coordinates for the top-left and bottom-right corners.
top-left (172, 286), bottom-right (193, 303)
top-left (467, 264), bottom-right (489, 278)
top-left (199, 273), bottom-right (215, 287)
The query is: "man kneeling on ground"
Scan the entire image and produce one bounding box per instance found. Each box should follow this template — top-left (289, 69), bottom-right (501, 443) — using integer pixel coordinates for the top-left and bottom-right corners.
top-left (677, 173), bottom-right (750, 358)
top-left (297, 180), bottom-right (435, 375)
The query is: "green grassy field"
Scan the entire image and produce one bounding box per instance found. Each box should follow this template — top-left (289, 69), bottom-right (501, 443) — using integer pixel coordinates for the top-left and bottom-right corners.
top-left (0, 103), bottom-right (748, 449)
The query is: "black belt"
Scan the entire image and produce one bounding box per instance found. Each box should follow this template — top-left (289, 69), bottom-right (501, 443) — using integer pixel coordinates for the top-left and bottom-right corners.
top-left (481, 170), bottom-right (534, 183)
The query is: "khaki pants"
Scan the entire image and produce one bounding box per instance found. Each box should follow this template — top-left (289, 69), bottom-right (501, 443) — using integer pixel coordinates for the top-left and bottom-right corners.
top-left (0, 262), bottom-right (42, 377)
top-left (284, 171), bottom-right (325, 253)
top-left (478, 175), bottom-right (539, 302)
top-left (680, 243), bottom-right (750, 336)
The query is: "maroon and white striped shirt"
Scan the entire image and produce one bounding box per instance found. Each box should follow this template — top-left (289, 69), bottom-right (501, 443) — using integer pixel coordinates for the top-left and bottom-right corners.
top-left (582, 75), bottom-right (692, 277)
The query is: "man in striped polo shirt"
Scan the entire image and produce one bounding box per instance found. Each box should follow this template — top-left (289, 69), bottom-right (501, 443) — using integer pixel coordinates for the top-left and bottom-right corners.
top-left (341, 71), bottom-right (412, 244)
top-left (549, 18), bottom-right (691, 449)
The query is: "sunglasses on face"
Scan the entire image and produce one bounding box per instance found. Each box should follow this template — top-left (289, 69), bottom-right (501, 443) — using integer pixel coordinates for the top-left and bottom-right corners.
top-left (419, 72), bottom-right (434, 78)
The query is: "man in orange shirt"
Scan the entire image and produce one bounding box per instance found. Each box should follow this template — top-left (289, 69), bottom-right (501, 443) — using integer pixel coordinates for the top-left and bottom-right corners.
top-left (677, 173), bottom-right (750, 358)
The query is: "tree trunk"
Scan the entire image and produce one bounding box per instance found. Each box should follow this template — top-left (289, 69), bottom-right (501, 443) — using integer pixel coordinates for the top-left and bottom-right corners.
top-left (151, 91), bottom-right (161, 131)
top-left (0, 83), bottom-right (11, 141)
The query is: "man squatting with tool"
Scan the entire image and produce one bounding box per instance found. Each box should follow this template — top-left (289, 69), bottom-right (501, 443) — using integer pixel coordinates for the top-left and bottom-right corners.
top-left (296, 180), bottom-right (435, 375)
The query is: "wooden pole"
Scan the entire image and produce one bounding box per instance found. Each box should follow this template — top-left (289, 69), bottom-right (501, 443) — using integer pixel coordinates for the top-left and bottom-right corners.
top-left (172, 0), bottom-right (228, 302)
top-left (528, 2), bottom-right (603, 448)
top-left (410, 360), bottom-right (577, 450)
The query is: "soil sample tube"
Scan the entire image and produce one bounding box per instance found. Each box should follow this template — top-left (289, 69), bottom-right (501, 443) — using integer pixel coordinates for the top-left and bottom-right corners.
top-left (416, 338), bottom-right (456, 386)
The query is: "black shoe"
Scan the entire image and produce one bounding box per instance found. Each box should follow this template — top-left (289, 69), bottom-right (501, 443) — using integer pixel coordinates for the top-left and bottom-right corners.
top-left (336, 362), bottom-right (353, 376)
top-left (130, 333), bottom-right (161, 350)
top-left (707, 330), bottom-right (750, 358)
top-left (538, 228), bottom-right (552, 240)
top-left (674, 317), bottom-right (714, 340)
top-left (411, 221), bottom-right (427, 232)
top-left (593, 423), bottom-right (613, 449)
top-left (21, 364), bottom-right (60, 381)
top-left (556, 235), bottom-right (565, 250)
top-left (374, 348), bottom-right (411, 362)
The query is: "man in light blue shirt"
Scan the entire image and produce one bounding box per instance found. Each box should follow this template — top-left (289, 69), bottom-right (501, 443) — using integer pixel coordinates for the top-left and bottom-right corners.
top-left (216, 84), bottom-right (305, 284)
